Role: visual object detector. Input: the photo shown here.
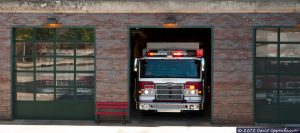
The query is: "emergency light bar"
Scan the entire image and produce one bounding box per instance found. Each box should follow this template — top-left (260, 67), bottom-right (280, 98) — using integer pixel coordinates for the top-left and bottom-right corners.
top-left (145, 49), bottom-right (203, 58)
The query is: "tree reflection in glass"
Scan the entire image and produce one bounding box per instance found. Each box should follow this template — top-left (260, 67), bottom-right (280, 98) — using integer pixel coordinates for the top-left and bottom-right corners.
top-left (16, 57), bottom-right (34, 71)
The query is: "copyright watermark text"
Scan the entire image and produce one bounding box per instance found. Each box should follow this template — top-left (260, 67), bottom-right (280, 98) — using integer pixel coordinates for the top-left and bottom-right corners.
top-left (237, 128), bottom-right (300, 133)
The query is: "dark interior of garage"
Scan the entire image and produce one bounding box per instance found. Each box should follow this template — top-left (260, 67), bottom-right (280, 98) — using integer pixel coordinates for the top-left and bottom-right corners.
top-left (129, 28), bottom-right (212, 125)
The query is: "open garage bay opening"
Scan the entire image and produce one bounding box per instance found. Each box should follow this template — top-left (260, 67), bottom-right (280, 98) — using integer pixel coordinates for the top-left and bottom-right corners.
top-left (129, 28), bottom-right (212, 125)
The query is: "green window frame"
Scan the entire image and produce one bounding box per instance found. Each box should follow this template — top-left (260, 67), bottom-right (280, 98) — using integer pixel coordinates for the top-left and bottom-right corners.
top-left (14, 28), bottom-right (96, 102)
top-left (254, 27), bottom-right (300, 123)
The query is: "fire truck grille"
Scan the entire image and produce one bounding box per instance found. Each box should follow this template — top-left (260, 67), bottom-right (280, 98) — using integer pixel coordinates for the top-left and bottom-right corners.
top-left (157, 90), bottom-right (182, 94)
top-left (156, 85), bottom-right (182, 90)
top-left (155, 84), bottom-right (183, 101)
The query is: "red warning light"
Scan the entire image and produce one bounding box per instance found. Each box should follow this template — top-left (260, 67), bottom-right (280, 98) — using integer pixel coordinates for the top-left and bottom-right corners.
top-left (172, 51), bottom-right (184, 57)
top-left (197, 49), bottom-right (204, 57)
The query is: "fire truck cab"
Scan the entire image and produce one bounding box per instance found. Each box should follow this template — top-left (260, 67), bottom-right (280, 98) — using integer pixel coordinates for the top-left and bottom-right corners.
top-left (133, 43), bottom-right (206, 113)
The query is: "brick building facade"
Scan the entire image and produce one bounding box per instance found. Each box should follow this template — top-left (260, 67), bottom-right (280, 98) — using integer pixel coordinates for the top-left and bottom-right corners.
top-left (0, 0), bottom-right (300, 125)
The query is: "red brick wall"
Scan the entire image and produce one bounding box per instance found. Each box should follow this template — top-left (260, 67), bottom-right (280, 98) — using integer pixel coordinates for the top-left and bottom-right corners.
top-left (0, 15), bottom-right (12, 119)
top-left (0, 13), bottom-right (299, 124)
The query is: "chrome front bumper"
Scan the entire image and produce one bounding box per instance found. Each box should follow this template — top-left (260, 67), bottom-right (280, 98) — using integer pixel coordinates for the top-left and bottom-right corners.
top-left (139, 95), bottom-right (202, 102)
top-left (138, 102), bottom-right (202, 112)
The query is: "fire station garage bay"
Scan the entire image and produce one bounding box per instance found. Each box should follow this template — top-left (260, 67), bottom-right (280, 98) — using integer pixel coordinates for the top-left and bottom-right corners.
top-left (0, 1), bottom-right (300, 125)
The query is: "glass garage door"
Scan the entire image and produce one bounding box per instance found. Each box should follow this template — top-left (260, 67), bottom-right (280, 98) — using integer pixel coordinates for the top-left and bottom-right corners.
top-left (13, 28), bottom-right (95, 119)
top-left (255, 28), bottom-right (300, 123)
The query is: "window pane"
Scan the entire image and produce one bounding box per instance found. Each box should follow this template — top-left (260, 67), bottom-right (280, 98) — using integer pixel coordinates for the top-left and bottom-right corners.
top-left (36, 87), bottom-right (54, 101)
top-left (76, 29), bottom-right (95, 42)
top-left (14, 28), bottom-right (96, 102)
top-left (280, 28), bottom-right (300, 42)
top-left (36, 28), bottom-right (55, 41)
top-left (256, 28), bottom-right (278, 42)
top-left (76, 88), bottom-right (93, 100)
top-left (76, 73), bottom-right (94, 86)
top-left (56, 42), bottom-right (74, 56)
top-left (56, 88), bottom-right (74, 100)
top-left (279, 90), bottom-right (300, 104)
top-left (280, 60), bottom-right (300, 74)
top-left (280, 44), bottom-right (300, 58)
top-left (16, 87), bottom-right (34, 101)
top-left (256, 58), bottom-right (277, 73)
top-left (56, 57), bottom-right (74, 71)
top-left (36, 42), bottom-right (54, 56)
top-left (76, 58), bottom-right (94, 71)
top-left (256, 75), bottom-right (278, 90)
top-left (280, 76), bottom-right (300, 90)
top-left (15, 42), bottom-right (34, 56)
top-left (16, 72), bottom-right (34, 86)
top-left (256, 90), bottom-right (277, 104)
top-left (76, 42), bottom-right (94, 56)
top-left (256, 44), bottom-right (277, 57)
top-left (36, 57), bottom-right (54, 71)
top-left (36, 73), bottom-right (54, 86)
top-left (56, 73), bottom-right (74, 86)
top-left (57, 29), bottom-right (76, 41)
top-left (16, 57), bottom-right (34, 71)
top-left (15, 28), bottom-right (33, 41)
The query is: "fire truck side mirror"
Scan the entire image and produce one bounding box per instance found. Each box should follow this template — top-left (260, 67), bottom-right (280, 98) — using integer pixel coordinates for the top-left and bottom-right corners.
top-left (134, 58), bottom-right (138, 72)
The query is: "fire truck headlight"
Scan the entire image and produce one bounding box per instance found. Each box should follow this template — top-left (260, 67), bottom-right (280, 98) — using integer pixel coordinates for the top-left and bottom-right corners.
top-left (190, 90), bottom-right (196, 95)
top-left (184, 89), bottom-right (198, 95)
top-left (142, 89), bottom-right (155, 95)
top-left (144, 90), bottom-right (149, 94)
top-left (150, 90), bottom-right (155, 94)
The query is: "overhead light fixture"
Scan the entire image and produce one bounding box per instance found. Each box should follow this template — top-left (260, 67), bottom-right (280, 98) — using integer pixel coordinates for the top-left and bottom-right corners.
top-left (42, 17), bottom-right (61, 28)
top-left (163, 17), bottom-right (177, 28)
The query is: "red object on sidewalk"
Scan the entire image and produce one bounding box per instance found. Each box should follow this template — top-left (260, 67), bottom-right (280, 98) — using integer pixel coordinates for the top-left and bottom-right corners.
top-left (95, 102), bottom-right (128, 124)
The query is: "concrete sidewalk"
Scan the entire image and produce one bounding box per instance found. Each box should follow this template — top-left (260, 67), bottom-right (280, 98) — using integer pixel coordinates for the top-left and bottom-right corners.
top-left (0, 120), bottom-right (298, 133)
top-left (0, 119), bottom-right (232, 133)
top-left (0, 125), bottom-right (236, 133)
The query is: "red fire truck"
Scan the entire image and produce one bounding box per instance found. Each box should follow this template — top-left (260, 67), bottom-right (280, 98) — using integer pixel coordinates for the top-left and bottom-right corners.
top-left (133, 43), bottom-right (206, 112)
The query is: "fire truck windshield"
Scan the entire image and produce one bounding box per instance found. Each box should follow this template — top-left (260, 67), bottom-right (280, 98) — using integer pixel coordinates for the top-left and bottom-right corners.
top-left (140, 59), bottom-right (201, 78)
